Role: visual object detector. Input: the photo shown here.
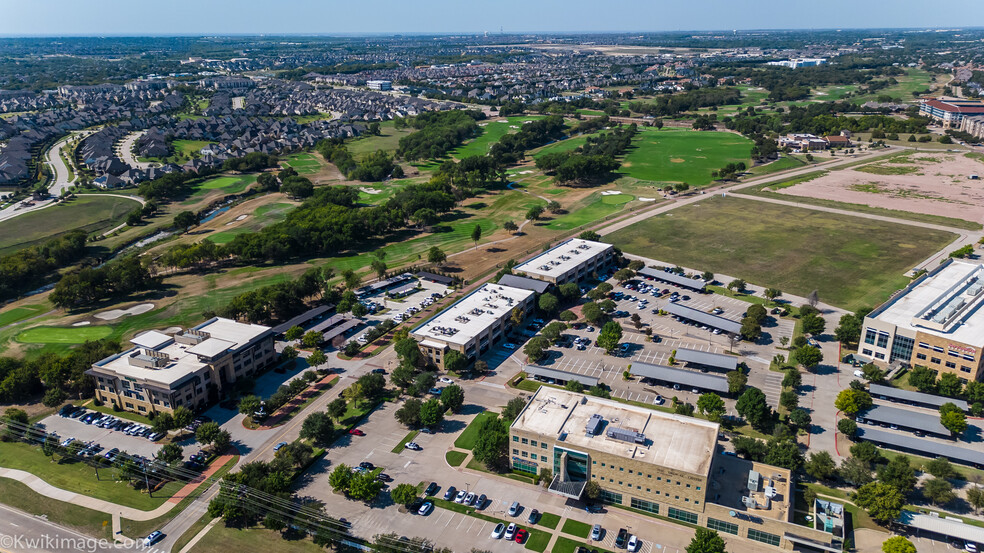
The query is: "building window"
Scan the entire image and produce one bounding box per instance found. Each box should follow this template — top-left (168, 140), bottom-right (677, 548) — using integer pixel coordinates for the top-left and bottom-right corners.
top-left (512, 449), bottom-right (519, 455)
top-left (707, 518), bottom-right (739, 535)
top-left (541, 443), bottom-right (547, 449)
top-left (513, 436), bottom-right (519, 442)
top-left (599, 489), bottom-right (622, 504)
top-left (876, 332), bottom-right (889, 348)
top-left (521, 451), bottom-right (528, 457)
top-left (530, 440), bottom-right (537, 447)
top-left (916, 353), bottom-right (927, 360)
top-left (862, 349), bottom-right (873, 356)
top-left (667, 507), bottom-right (698, 524)
top-left (931, 357), bottom-right (942, 364)
top-left (946, 361), bottom-right (957, 369)
top-left (933, 346), bottom-right (944, 353)
top-left (630, 498), bottom-right (659, 514)
top-left (863, 329), bottom-right (876, 345)
top-left (890, 334), bottom-right (914, 363)
top-left (513, 460), bottom-right (537, 475)
top-left (962, 366), bottom-right (973, 373)
top-left (918, 342), bottom-right (930, 349)
top-left (521, 438), bottom-right (528, 445)
top-left (875, 353), bottom-right (885, 360)
top-left (747, 529), bottom-right (781, 547)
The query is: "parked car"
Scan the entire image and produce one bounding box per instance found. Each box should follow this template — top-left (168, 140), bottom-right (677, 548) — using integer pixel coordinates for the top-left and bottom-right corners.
top-left (348, 428), bottom-right (366, 436)
top-left (464, 492), bottom-right (476, 506)
top-left (508, 501), bottom-right (520, 516)
top-left (476, 493), bottom-right (487, 509)
top-left (504, 523), bottom-right (517, 540)
top-left (417, 501), bottom-right (433, 516)
top-left (454, 490), bottom-right (468, 503)
top-left (591, 524), bottom-right (603, 540)
top-left (424, 482), bottom-right (438, 496)
top-left (438, 377), bottom-right (453, 384)
top-left (405, 442), bottom-right (421, 450)
top-left (627, 535), bottom-right (639, 552)
top-left (527, 509), bottom-right (540, 524)
top-left (615, 528), bottom-right (628, 549)
top-left (515, 529), bottom-right (528, 543)
top-left (359, 461), bottom-right (374, 470)
top-left (491, 523), bottom-right (505, 539)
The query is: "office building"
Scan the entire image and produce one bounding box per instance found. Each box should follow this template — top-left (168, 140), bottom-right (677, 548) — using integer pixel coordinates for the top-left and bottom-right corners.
top-left (411, 282), bottom-right (534, 369)
top-left (367, 80), bottom-right (392, 91)
top-left (919, 99), bottom-right (984, 129)
top-left (513, 238), bottom-right (615, 285)
top-left (509, 388), bottom-right (837, 550)
top-left (860, 259), bottom-right (984, 381)
top-left (88, 317), bottom-right (275, 414)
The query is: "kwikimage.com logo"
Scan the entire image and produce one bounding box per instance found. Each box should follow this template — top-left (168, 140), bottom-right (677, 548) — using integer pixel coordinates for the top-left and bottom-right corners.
top-left (0, 532), bottom-right (165, 552)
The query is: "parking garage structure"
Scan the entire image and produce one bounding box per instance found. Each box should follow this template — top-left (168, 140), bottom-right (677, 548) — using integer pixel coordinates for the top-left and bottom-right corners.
top-left (628, 362), bottom-right (731, 394)
top-left (857, 404), bottom-right (950, 437)
top-left (663, 303), bottom-right (743, 335)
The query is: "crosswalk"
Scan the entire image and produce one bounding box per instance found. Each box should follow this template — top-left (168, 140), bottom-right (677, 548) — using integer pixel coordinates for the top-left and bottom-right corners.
top-left (761, 372), bottom-right (784, 407)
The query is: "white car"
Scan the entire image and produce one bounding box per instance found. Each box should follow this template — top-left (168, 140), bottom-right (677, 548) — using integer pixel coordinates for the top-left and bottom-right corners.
top-left (491, 523), bottom-right (505, 539)
top-left (627, 535), bottom-right (639, 552)
top-left (454, 490), bottom-right (468, 503)
top-left (504, 523), bottom-right (517, 540)
top-left (417, 501), bottom-right (434, 515)
top-left (854, 369), bottom-right (865, 378)
top-left (439, 377), bottom-right (453, 384)
top-left (143, 531), bottom-right (163, 547)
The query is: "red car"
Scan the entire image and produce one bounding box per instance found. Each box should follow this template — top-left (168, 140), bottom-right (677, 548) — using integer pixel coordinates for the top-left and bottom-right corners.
top-left (348, 429), bottom-right (365, 436)
top-left (515, 529), bottom-right (528, 543)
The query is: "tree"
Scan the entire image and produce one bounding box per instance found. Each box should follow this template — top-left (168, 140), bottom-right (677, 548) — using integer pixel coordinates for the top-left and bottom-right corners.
top-left (838, 418), bottom-right (858, 438)
top-left (285, 325), bottom-right (304, 341)
top-left (908, 365), bottom-right (937, 392)
top-left (281, 345), bottom-right (299, 361)
top-left (348, 468), bottom-right (386, 500)
top-left (726, 370), bottom-right (747, 394)
top-left (726, 279), bottom-right (746, 293)
top-left (877, 455), bottom-right (916, 495)
top-left (212, 429), bottom-right (231, 454)
top-left (736, 387), bottom-right (771, 429)
top-left (152, 412), bottom-right (175, 434)
top-left (560, 310), bottom-right (577, 322)
top-left (565, 380), bottom-right (585, 393)
top-left (371, 259), bottom-right (388, 279)
top-left (597, 321), bottom-right (623, 354)
top-left (855, 482), bottom-right (905, 525)
top-left (300, 412), bottom-right (335, 446)
top-left (781, 368), bottom-right (802, 388)
top-left (503, 221), bottom-right (519, 233)
top-left (427, 246), bottom-right (447, 265)
top-left (839, 456), bottom-right (873, 487)
top-left (174, 211), bottom-right (198, 230)
top-left (526, 205), bottom-right (544, 221)
top-left (789, 408), bottom-right (812, 429)
top-left (581, 302), bottom-right (604, 325)
top-left (804, 451), bottom-right (837, 481)
top-left (834, 313), bottom-right (864, 345)
top-left (860, 363), bottom-right (884, 383)
top-left (470, 224), bottom-right (482, 247)
top-left (329, 463), bottom-right (352, 492)
top-left (764, 436), bottom-right (804, 471)
top-left (685, 528), bottom-right (725, 553)
top-left (302, 330), bottom-right (323, 348)
top-left (780, 390), bottom-right (799, 411)
top-left (882, 536), bottom-right (916, 553)
top-left (524, 337), bottom-right (550, 363)
top-left (834, 388), bottom-right (871, 416)
top-left (923, 477), bottom-right (955, 506)
top-left (697, 393), bottom-right (725, 420)
top-left (740, 318), bottom-right (761, 341)
top-left (195, 422), bottom-right (221, 446)
top-left (763, 288), bottom-right (782, 303)
top-left (850, 441), bottom-right (881, 465)
top-left (391, 483), bottom-right (419, 507)
top-left (796, 345), bottom-right (823, 369)
top-left (937, 372), bottom-right (964, 397)
top-left (440, 384), bottom-right (465, 413)
top-left (538, 293), bottom-right (559, 315)
top-left (925, 456), bottom-right (957, 479)
top-left (419, 399), bottom-right (444, 428)
top-left (807, 289), bottom-right (819, 308)
top-left (472, 415), bottom-right (510, 471)
top-left (801, 313), bottom-right (826, 336)
top-left (395, 398), bottom-right (422, 427)
top-left (583, 479), bottom-right (601, 500)
top-left (327, 398), bottom-right (347, 420)
top-left (443, 350), bottom-right (467, 374)
top-left (941, 409), bottom-right (967, 436)
top-left (172, 406), bottom-right (193, 429)
top-left (502, 397), bottom-right (527, 422)
top-left (308, 349), bottom-right (327, 368)
top-left (613, 268), bottom-right (635, 283)
top-left (157, 443), bottom-right (183, 465)
top-left (967, 486), bottom-right (984, 514)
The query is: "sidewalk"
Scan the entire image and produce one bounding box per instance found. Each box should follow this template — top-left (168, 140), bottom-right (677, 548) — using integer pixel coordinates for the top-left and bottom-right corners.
top-left (259, 374), bottom-right (340, 428)
top-left (167, 452), bottom-right (236, 504)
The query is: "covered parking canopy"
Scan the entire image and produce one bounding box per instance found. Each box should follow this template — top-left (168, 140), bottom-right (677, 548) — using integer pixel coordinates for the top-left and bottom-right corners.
top-left (664, 303), bottom-right (743, 335)
top-left (629, 362), bottom-right (730, 394)
top-left (869, 384), bottom-right (968, 411)
top-left (674, 348), bottom-right (738, 372)
top-left (525, 365), bottom-right (600, 387)
top-left (857, 427), bottom-right (984, 467)
top-left (859, 404), bottom-right (949, 436)
top-left (637, 267), bottom-right (707, 291)
top-left (898, 510), bottom-right (984, 545)
top-left (322, 319), bottom-right (362, 343)
top-left (271, 305), bottom-right (334, 335)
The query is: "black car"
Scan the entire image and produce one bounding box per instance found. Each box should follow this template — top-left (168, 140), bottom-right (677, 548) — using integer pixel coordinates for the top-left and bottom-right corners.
top-left (372, 368), bottom-right (386, 374)
top-left (376, 473), bottom-right (392, 482)
top-left (615, 528), bottom-right (628, 549)
top-left (527, 509), bottom-right (540, 524)
top-left (443, 486), bottom-right (456, 501)
top-left (359, 461), bottom-right (374, 470)
top-left (424, 482), bottom-right (438, 496)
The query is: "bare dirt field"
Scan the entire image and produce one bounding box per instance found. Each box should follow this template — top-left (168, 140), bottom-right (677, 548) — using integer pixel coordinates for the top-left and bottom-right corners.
top-left (776, 152), bottom-right (984, 224)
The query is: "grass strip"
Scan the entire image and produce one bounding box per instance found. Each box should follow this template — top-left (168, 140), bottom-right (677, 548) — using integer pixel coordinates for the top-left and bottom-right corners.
top-left (392, 430), bottom-right (420, 453)
top-left (560, 519), bottom-right (591, 539)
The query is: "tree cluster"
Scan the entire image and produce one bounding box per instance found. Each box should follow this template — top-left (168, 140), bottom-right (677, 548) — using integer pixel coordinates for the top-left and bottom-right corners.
top-left (0, 229), bottom-right (87, 302)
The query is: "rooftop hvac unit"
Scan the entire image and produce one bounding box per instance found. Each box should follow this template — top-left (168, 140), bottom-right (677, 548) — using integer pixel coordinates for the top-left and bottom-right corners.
top-left (968, 283), bottom-right (983, 296)
top-left (747, 470), bottom-right (761, 492)
top-left (585, 414), bottom-right (604, 436)
top-left (606, 427), bottom-right (646, 444)
top-left (764, 486), bottom-right (777, 498)
top-left (762, 496), bottom-right (771, 510)
top-left (742, 496), bottom-right (754, 508)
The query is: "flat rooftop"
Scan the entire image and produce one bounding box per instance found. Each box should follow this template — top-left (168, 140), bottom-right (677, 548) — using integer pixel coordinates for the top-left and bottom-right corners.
top-left (95, 339), bottom-right (208, 387)
top-left (870, 260), bottom-right (984, 347)
top-left (514, 239), bottom-right (612, 280)
top-left (193, 317), bottom-right (272, 349)
top-left (708, 453), bottom-right (793, 522)
top-left (512, 388), bottom-right (719, 477)
top-left (411, 283), bottom-right (534, 346)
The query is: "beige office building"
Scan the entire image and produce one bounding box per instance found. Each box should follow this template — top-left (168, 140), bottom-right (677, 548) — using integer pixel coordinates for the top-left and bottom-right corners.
top-left (88, 317), bottom-right (275, 414)
top-left (513, 238), bottom-right (615, 285)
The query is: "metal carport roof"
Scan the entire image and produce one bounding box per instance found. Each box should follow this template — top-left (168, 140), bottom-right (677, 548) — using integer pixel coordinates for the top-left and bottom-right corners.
top-left (271, 305), bottom-right (334, 334)
top-left (869, 384), bottom-right (968, 411)
top-left (525, 365), bottom-right (600, 387)
top-left (674, 347), bottom-right (738, 372)
top-left (859, 404), bottom-right (949, 436)
top-left (629, 362), bottom-right (730, 394)
top-left (857, 427), bottom-right (984, 466)
top-left (498, 274), bottom-right (552, 294)
top-left (637, 267), bottom-right (707, 291)
top-left (898, 510), bottom-right (984, 544)
top-left (322, 319), bottom-right (362, 343)
top-left (663, 303), bottom-right (743, 335)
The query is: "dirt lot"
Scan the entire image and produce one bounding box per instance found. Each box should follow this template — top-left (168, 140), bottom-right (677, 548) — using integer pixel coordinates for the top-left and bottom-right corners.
top-left (776, 152), bottom-right (984, 223)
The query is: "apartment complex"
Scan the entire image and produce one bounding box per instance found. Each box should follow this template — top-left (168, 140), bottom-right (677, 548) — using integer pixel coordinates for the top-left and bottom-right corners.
top-left (860, 260), bottom-right (984, 381)
top-left (87, 317), bottom-right (276, 414)
top-left (513, 238), bottom-right (615, 285)
top-left (411, 282), bottom-right (534, 369)
top-left (919, 99), bottom-right (984, 129)
top-left (960, 115), bottom-right (984, 140)
top-left (510, 389), bottom-right (837, 550)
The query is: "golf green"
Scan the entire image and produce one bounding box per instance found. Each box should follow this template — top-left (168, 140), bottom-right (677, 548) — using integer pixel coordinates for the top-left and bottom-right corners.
top-left (17, 325), bottom-right (114, 344)
top-left (621, 128), bottom-right (753, 186)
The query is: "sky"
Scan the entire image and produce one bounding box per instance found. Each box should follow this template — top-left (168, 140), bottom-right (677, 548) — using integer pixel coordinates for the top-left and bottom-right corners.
top-left (2, 0), bottom-right (982, 36)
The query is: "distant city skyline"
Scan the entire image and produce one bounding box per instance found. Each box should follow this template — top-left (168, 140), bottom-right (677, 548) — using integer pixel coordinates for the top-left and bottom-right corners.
top-left (4, 0), bottom-right (983, 36)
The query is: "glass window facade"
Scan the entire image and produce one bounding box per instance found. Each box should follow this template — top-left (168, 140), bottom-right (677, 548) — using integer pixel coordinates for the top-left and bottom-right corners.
top-left (599, 489), bottom-right (622, 504)
top-left (890, 334), bottom-right (914, 363)
top-left (513, 459), bottom-right (537, 475)
top-left (667, 507), bottom-right (698, 524)
top-left (630, 497), bottom-right (659, 514)
top-left (747, 529), bottom-right (781, 546)
top-left (707, 518), bottom-right (739, 535)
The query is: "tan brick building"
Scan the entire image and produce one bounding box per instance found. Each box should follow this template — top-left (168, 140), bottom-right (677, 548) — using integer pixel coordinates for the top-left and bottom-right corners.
top-left (87, 317), bottom-right (275, 415)
top-left (509, 389), bottom-right (839, 550)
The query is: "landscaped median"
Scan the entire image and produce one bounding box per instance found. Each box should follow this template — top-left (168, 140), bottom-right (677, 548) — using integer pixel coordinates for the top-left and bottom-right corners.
top-left (392, 430), bottom-right (420, 453)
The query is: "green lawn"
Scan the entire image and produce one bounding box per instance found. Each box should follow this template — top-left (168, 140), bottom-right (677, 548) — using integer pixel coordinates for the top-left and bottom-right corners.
top-left (446, 450), bottom-right (468, 467)
top-left (554, 537), bottom-right (615, 553)
top-left (348, 121), bottom-right (415, 159)
top-left (545, 193), bottom-right (634, 230)
top-left (0, 304), bottom-right (46, 327)
top-left (454, 411), bottom-right (499, 450)
top-left (524, 528), bottom-right (552, 552)
top-left (171, 140), bottom-right (211, 163)
top-left (560, 518), bottom-right (592, 538)
top-left (0, 441), bottom-right (179, 510)
top-left (189, 523), bottom-right (326, 553)
top-left (605, 195), bottom-right (957, 310)
top-left (196, 174), bottom-right (258, 192)
top-left (17, 325), bottom-right (114, 344)
top-left (393, 430), bottom-right (420, 453)
top-left (0, 194), bottom-right (142, 256)
top-left (537, 511), bottom-right (561, 530)
top-left (454, 117), bottom-right (542, 159)
top-left (283, 153), bottom-right (322, 175)
top-left (747, 155), bottom-right (810, 176)
top-left (620, 128), bottom-right (753, 186)
top-left (853, 68), bottom-right (934, 103)
top-left (532, 133), bottom-right (597, 159)
top-left (0, 479), bottom-right (112, 539)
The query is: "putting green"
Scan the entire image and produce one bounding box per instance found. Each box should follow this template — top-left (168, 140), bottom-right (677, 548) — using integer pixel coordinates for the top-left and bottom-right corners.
top-left (17, 325), bottom-right (113, 344)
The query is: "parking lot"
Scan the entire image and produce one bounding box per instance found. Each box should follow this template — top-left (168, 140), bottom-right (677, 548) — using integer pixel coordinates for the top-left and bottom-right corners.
top-left (361, 279), bottom-right (451, 328)
top-left (39, 410), bottom-right (164, 460)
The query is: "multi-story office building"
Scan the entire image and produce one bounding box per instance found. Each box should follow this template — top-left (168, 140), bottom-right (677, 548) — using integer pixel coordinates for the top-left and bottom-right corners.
top-left (412, 283), bottom-right (534, 369)
top-left (859, 259), bottom-right (984, 382)
top-left (87, 317), bottom-right (275, 414)
top-left (513, 238), bottom-right (615, 285)
top-left (919, 99), bottom-right (984, 129)
top-left (367, 80), bottom-right (393, 91)
top-left (509, 389), bottom-right (837, 550)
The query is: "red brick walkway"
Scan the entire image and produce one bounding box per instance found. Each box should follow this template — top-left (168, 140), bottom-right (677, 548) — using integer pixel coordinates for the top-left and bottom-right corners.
top-left (166, 449), bottom-right (238, 504)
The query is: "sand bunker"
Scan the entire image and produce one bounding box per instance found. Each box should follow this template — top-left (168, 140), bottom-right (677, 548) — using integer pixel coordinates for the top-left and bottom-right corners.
top-left (94, 303), bottom-right (155, 321)
top-left (639, 197), bottom-right (657, 202)
top-left (670, 158), bottom-right (686, 163)
top-left (226, 214), bottom-right (248, 226)
top-left (601, 190), bottom-right (624, 196)
top-left (359, 187), bottom-right (382, 195)
top-left (776, 152), bottom-right (984, 223)
top-left (515, 170), bottom-right (533, 175)
top-left (72, 321), bottom-right (91, 327)
top-left (162, 326), bottom-right (182, 334)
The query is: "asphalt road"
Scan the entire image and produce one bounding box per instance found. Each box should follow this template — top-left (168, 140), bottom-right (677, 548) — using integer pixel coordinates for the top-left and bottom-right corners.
top-left (0, 502), bottom-right (143, 553)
